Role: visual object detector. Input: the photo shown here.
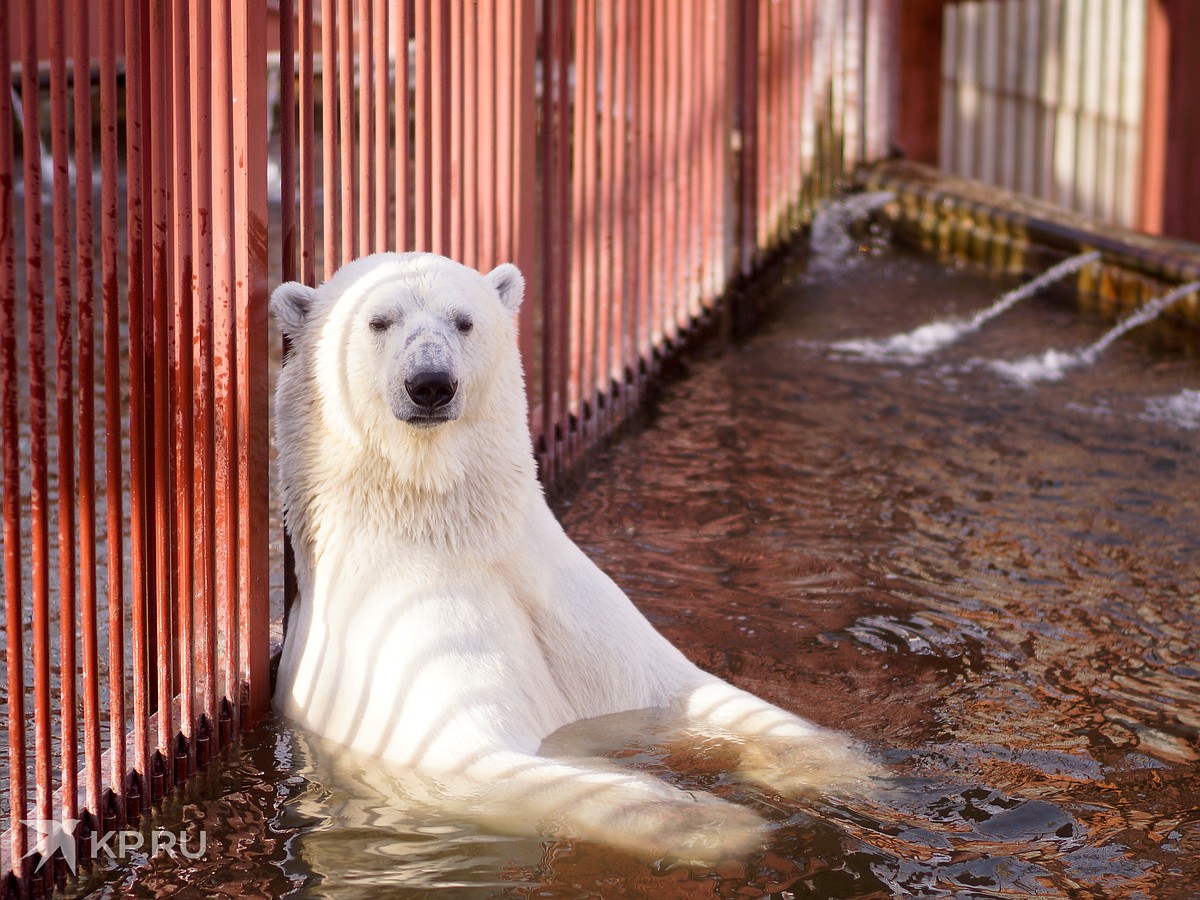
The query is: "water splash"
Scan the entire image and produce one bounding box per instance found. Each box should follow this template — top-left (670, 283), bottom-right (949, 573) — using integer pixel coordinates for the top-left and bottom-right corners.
top-left (807, 191), bottom-right (895, 274)
top-left (832, 251), bottom-right (1102, 363)
top-left (1142, 389), bottom-right (1200, 430)
top-left (991, 280), bottom-right (1200, 384)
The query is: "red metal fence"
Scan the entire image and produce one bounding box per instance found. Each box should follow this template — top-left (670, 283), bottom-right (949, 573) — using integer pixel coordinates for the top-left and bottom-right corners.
top-left (1, 1), bottom-right (893, 892)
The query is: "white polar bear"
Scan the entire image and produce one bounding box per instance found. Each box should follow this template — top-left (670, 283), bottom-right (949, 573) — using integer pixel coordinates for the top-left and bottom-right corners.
top-left (271, 252), bottom-right (870, 861)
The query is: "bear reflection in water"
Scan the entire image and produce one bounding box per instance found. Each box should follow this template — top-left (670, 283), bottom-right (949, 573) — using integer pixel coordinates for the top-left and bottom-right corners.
top-left (270, 252), bottom-right (875, 863)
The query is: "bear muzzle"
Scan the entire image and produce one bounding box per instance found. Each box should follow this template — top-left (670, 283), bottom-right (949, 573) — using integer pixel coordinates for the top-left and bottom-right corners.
top-left (395, 370), bottom-right (459, 426)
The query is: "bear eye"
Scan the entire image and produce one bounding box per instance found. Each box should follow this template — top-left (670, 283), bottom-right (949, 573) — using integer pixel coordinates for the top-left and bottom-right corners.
top-left (454, 316), bottom-right (473, 335)
top-left (368, 315), bottom-right (391, 334)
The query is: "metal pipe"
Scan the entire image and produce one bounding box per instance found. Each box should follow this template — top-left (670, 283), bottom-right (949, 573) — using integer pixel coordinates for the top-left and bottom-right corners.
top-left (49, 0), bottom-right (79, 829)
top-left (233, 0), bottom-right (271, 726)
top-left (170, 0), bottom-right (195, 769)
top-left (22, 0), bottom-right (55, 835)
top-left (189, 0), bottom-right (217, 746)
top-left (124, 0), bottom-right (152, 815)
top-left (72, 0), bottom-right (102, 824)
top-left (0, 0), bottom-right (28, 874)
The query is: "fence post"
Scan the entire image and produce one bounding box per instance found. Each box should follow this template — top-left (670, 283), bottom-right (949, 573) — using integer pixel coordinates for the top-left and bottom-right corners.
top-left (233, 0), bottom-right (271, 726)
top-left (1143, 0), bottom-right (1200, 242)
top-left (514, 0), bottom-right (538, 422)
top-left (892, 0), bottom-right (944, 165)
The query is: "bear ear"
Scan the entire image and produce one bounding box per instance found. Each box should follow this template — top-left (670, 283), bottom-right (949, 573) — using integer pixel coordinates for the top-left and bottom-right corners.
top-left (271, 281), bottom-right (318, 337)
top-left (486, 263), bottom-right (525, 316)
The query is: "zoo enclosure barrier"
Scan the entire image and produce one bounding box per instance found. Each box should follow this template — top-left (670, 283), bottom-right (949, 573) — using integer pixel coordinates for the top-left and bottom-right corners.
top-left (892, 0), bottom-right (1200, 243)
top-left (0, 0), bottom-right (893, 892)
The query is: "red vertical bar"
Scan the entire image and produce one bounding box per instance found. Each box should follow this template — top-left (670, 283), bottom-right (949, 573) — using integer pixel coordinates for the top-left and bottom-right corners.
top-left (1139, 0), bottom-right (1167, 235)
top-left (394, 0), bottom-right (411, 252)
top-left (73, 0), bottom-right (102, 819)
top-left (699, 0), bottom-right (717, 303)
top-left (373, 0), bottom-right (390, 251)
top-left (759, 0), bottom-right (773, 249)
top-left (494, 2), bottom-right (516, 265)
top-left (49, 0), bottom-right (80, 827)
top-left (716, 0), bottom-right (730, 291)
top-left (338, 0), bottom-right (357, 265)
top-left (597, 0), bottom-right (615, 422)
top-left (123, 0), bottom-right (151, 810)
top-left (767, 0), bottom-right (778, 247)
top-left (650, 0), bottom-right (667, 348)
top-left (475, 0), bottom-right (496, 267)
top-left (568, 0), bottom-right (587, 421)
top-left (281, 0), bottom-right (297, 279)
top-left (625, 0), bottom-right (642, 385)
top-left (1159, 0), bottom-right (1200, 242)
top-left (150, 0), bottom-right (175, 772)
top-left (280, 0), bottom-right (300, 652)
top-left (414, 0), bottom-right (432, 250)
top-left (211, 0), bottom-right (240, 728)
top-left (580, 0), bottom-right (598, 434)
top-left (800, 0), bottom-right (814, 218)
top-left (190, 0), bottom-right (217, 742)
top-left (512, 0), bottom-right (538, 414)
top-left (539, 0), bottom-right (559, 474)
top-left (0, 0), bottom-right (28, 872)
top-left (663, 1), bottom-right (682, 340)
top-left (300, 0), bottom-right (317, 281)
top-left (322, 0), bottom-right (340, 274)
top-left (893, 0), bottom-right (942, 165)
top-left (740, 0), bottom-right (758, 274)
top-left (99, 0), bottom-right (127, 820)
top-left (171, 0), bottom-right (195, 757)
top-left (430, 0), bottom-right (451, 256)
top-left (705, 0), bottom-right (719, 300)
top-left (679, 0), bottom-right (697, 320)
top-left (358, 0), bottom-right (374, 255)
top-left (449, 0), bottom-right (463, 261)
top-left (636, 0), bottom-right (653, 360)
top-left (234, 0), bottom-right (271, 725)
top-left (556, 1), bottom-right (572, 464)
top-left (612, 0), bottom-right (629, 407)
top-left (462, 0), bottom-right (478, 267)
top-left (781, 0), bottom-right (793, 237)
top-left (21, 0), bottom-right (55, 832)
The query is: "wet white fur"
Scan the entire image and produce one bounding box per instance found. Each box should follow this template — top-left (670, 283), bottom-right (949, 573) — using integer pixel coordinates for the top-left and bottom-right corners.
top-left (272, 252), bottom-right (867, 862)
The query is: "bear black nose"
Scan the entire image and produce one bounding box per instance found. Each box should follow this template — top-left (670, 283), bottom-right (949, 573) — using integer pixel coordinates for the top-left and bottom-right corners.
top-left (405, 371), bottom-right (457, 411)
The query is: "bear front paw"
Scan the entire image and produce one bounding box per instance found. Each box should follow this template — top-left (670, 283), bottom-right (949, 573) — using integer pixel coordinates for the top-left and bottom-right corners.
top-left (738, 734), bottom-right (879, 798)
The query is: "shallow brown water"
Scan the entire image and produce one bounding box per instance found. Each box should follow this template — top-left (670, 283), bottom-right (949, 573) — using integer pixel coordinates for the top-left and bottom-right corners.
top-left (74, 244), bottom-right (1200, 898)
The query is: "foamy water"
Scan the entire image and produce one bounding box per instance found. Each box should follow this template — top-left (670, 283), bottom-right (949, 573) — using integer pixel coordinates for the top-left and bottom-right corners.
top-left (990, 279), bottom-right (1200, 385)
top-left (988, 348), bottom-right (1081, 384)
top-left (832, 251), bottom-right (1101, 364)
top-left (1142, 389), bottom-right (1200, 429)
top-left (806, 191), bottom-right (895, 275)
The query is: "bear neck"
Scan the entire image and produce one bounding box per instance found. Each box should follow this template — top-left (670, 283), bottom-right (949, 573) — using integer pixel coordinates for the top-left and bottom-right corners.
top-left (303, 383), bottom-right (541, 565)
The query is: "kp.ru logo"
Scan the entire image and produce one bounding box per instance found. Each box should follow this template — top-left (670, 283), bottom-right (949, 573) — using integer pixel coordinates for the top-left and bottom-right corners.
top-left (22, 819), bottom-right (207, 874)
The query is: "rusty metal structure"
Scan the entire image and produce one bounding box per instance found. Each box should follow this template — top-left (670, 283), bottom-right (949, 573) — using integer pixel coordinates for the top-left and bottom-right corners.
top-left (5, 0), bottom-right (1198, 894)
top-left (893, 0), bottom-right (1200, 243)
top-left (1, 1), bottom-right (891, 893)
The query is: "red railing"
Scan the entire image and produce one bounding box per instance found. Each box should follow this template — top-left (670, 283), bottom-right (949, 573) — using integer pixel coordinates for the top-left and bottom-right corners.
top-left (0, 1), bottom-right (892, 893)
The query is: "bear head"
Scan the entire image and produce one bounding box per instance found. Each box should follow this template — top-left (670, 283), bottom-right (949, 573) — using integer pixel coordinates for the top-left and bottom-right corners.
top-left (271, 253), bottom-right (532, 503)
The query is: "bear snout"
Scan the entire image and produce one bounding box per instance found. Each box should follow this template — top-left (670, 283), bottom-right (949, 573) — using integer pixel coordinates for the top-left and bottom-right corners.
top-left (404, 370), bottom-right (458, 413)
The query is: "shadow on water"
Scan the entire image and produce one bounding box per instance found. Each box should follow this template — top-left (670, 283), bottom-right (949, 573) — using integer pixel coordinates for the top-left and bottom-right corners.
top-left (72, 241), bottom-right (1200, 898)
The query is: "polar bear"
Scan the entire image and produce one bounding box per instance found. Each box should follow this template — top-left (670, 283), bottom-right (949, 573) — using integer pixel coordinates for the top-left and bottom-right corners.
top-left (271, 252), bottom-right (870, 861)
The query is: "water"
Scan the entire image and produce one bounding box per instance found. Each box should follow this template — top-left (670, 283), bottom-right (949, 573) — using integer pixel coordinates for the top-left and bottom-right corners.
top-left (832, 251), bottom-right (1101, 363)
top-left (70, 245), bottom-right (1200, 897)
top-left (990, 279), bottom-right (1200, 384)
top-left (806, 191), bottom-right (895, 275)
